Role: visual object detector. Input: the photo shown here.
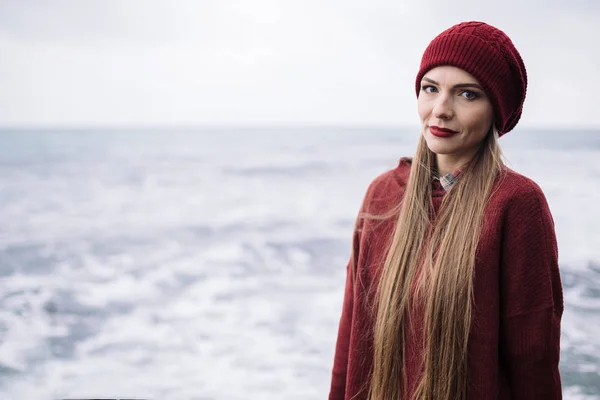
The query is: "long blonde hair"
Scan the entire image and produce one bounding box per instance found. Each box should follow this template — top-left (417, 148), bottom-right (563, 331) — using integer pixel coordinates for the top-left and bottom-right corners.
top-left (366, 128), bottom-right (504, 400)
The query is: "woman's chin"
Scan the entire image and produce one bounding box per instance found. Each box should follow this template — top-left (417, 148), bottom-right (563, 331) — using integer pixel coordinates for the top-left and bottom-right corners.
top-left (424, 141), bottom-right (457, 156)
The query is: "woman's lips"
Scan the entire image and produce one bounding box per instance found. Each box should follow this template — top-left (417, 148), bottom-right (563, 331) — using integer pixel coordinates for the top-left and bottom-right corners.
top-left (429, 126), bottom-right (458, 138)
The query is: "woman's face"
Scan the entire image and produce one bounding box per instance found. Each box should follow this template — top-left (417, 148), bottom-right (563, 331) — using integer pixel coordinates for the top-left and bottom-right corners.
top-left (417, 66), bottom-right (494, 170)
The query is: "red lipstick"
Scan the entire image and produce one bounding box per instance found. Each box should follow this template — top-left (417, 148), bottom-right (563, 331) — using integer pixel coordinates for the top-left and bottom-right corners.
top-left (429, 126), bottom-right (458, 138)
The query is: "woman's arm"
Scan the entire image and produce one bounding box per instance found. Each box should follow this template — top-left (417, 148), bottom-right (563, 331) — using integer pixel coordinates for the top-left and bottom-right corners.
top-left (499, 183), bottom-right (564, 399)
top-left (329, 179), bottom-right (377, 400)
top-left (328, 254), bottom-right (356, 400)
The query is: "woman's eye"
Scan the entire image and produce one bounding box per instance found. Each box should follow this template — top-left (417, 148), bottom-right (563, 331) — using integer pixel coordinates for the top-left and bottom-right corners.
top-left (460, 90), bottom-right (479, 100)
top-left (421, 85), bottom-right (437, 93)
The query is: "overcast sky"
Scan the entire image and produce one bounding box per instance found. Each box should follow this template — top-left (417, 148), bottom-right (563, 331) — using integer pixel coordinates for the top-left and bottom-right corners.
top-left (0, 0), bottom-right (598, 128)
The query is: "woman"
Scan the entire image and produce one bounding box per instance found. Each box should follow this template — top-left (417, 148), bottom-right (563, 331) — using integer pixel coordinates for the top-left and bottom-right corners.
top-left (328, 21), bottom-right (563, 400)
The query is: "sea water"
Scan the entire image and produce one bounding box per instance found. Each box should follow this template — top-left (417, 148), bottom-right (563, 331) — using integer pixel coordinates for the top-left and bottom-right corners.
top-left (0, 127), bottom-right (598, 399)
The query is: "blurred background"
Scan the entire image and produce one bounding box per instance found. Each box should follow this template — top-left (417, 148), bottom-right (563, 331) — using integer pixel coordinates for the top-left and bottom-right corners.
top-left (0, 1), bottom-right (599, 399)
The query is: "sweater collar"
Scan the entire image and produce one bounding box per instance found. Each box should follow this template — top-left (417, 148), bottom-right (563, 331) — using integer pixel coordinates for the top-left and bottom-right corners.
top-left (399, 157), bottom-right (460, 193)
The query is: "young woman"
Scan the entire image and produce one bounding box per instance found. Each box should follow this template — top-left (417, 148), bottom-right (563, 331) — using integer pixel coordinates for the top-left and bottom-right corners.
top-left (328, 21), bottom-right (563, 400)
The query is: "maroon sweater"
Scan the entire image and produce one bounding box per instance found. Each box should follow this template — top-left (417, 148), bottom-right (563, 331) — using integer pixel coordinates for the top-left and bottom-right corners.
top-left (329, 157), bottom-right (564, 399)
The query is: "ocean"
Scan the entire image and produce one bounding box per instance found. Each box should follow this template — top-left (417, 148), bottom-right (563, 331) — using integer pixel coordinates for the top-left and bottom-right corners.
top-left (0, 127), bottom-right (598, 399)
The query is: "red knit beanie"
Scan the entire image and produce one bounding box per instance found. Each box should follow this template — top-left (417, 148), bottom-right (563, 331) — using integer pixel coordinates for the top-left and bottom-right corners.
top-left (415, 21), bottom-right (528, 136)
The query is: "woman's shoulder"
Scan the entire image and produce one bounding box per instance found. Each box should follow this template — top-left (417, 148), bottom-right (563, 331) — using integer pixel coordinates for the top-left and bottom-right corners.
top-left (496, 167), bottom-right (546, 198)
top-left (364, 156), bottom-right (412, 198)
top-left (491, 166), bottom-right (552, 215)
top-left (354, 157), bottom-right (412, 217)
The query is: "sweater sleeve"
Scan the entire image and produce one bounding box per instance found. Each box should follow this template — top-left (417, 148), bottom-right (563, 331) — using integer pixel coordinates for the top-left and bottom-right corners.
top-left (328, 255), bottom-right (357, 400)
top-left (328, 182), bottom-right (373, 400)
top-left (499, 184), bottom-right (564, 399)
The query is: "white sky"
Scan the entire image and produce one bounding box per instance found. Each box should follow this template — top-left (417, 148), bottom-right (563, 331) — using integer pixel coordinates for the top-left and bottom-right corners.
top-left (0, 0), bottom-right (598, 128)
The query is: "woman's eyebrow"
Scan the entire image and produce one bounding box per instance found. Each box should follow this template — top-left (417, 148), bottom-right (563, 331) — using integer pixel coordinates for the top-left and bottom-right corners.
top-left (422, 77), bottom-right (484, 91)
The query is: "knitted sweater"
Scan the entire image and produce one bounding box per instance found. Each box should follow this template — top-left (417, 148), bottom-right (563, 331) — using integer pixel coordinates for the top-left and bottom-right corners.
top-left (328, 157), bottom-right (564, 400)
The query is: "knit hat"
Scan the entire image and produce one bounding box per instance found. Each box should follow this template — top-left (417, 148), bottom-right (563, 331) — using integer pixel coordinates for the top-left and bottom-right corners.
top-left (415, 21), bottom-right (527, 136)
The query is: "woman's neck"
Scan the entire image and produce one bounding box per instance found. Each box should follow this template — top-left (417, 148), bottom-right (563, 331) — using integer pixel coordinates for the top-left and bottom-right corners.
top-left (435, 157), bottom-right (460, 176)
top-left (435, 150), bottom-right (476, 176)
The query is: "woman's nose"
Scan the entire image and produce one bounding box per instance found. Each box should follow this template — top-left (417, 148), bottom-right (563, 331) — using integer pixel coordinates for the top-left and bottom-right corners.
top-left (432, 95), bottom-right (454, 120)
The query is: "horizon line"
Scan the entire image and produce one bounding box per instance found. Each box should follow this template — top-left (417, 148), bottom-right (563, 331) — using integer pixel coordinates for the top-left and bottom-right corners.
top-left (0, 124), bottom-right (599, 132)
